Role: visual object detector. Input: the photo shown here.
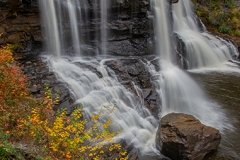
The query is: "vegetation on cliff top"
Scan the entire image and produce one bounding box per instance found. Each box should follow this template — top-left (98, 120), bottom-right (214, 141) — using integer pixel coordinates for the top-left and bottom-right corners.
top-left (0, 45), bottom-right (127, 159)
top-left (193, 0), bottom-right (240, 37)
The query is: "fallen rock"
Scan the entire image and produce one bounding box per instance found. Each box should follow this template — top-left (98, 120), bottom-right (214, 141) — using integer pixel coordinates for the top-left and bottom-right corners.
top-left (156, 113), bottom-right (221, 160)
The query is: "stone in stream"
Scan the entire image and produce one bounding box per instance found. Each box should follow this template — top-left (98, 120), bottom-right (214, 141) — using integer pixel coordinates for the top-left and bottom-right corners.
top-left (156, 113), bottom-right (221, 160)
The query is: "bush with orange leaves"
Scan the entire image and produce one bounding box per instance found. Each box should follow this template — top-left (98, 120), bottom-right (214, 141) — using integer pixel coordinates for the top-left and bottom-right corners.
top-left (0, 45), bottom-right (128, 159)
top-left (0, 45), bottom-right (29, 131)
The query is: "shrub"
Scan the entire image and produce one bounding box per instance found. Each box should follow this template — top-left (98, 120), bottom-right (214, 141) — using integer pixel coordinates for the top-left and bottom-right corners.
top-left (0, 45), bottom-right (29, 130)
top-left (209, 10), bottom-right (224, 26)
top-left (219, 25), bottom-right (232, 35)
top-left (22, 84), bottom-right (128, 159)
top-left (8, 43), bottom-right (23, 51)
top-left (0, 46), bottom-right (127, 159)
top-left (235, 30), bottom-right (240, 37)
top-left (225, 0), bottom-right (237, 9)
top-left (194, 0), bottom-right (240, 37)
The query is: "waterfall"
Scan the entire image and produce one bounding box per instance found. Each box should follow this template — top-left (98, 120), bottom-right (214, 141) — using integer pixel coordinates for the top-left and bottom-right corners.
top-left (39, 0), bottom-right (61, 57)
top-left (39, 0), bottom-right (234, 157)
top-left (173, 0), bottom-right (238, 69)
top-left (152, 0), bottom-right (231, 131)
top-left (40, 0), bottom-right (159, 155)
top-left (100, 0), bottom-right (108, 55)
top-left (39, 0), bottom-right (91, 56)
top-left (67, 0), bottom-right (81, 55)
top-left (46, 57), bottom-right (159, 154)
top-left (152, 0), bottom-right (172, 63)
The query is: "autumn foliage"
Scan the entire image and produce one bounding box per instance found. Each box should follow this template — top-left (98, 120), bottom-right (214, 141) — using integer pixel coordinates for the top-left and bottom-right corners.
top-left (0, 45), bottom-right (28, 130)
top-left (0, 45), bottom-right (128, 159)
top-left (195, 0), bottom-right (240, 36)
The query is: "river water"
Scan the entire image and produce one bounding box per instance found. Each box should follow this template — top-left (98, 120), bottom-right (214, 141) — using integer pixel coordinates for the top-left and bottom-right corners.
top-left (190, 70), bottom-right (240, 160)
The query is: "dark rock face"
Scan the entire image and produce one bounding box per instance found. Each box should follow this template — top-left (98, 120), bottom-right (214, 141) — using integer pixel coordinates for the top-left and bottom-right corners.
top-left (156, 113), bottom-right (221, 160)
top-left (106, 0), bottom-right (153, 55)
top-left (17, 55), bottom-right (162, 116)
top-left (0, 0), bottom-right (42, 49)
top-left (93, 0), bottom-right (153, 56)
top-left (17, 55), bottom-right (75, 113)
top-left (105, 57), bottom-right (161, 118)
top-left (0, 0), bottom-right (155, 56)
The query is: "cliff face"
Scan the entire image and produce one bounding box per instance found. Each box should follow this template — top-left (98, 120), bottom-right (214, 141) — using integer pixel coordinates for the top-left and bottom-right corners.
top-left (0, 0), bottom-right (152, 54)
top-left (0, 0), bottom-right (42, 47)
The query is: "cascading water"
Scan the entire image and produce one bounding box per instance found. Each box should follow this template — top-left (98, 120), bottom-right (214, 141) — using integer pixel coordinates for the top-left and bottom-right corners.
top-left (39, 0), bottom-right (236, 158)
top-left (172, 0), bottom-right (238, 69)
top-left (46, 56), bottom-right (159, 154)
top-left (40, 0), bottom-right (159, 155)
top-left (100, 0), bottom-right (108, 55)
top-left (67, 0), bottom-right (81, 55)
top-left (39, 0), bottom-right (92, 56)
top-left (40, 0), bottom-right (61, 57)
top-left (152, 0), bottom-right (232, 131)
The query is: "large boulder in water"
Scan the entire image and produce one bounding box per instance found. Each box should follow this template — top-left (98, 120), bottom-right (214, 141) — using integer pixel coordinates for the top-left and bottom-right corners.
top-left (156, 113), bottom-right (221, 160)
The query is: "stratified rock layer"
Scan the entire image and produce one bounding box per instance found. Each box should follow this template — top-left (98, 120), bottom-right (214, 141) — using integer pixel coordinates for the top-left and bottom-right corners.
top-left (0, 0), bottom-right (42, 46)
top-left (156, 113), bottom-right (221, 160)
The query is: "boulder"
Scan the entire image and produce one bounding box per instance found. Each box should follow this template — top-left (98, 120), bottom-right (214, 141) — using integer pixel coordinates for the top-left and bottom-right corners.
top-left (156, 113), bottom-right (221, 160)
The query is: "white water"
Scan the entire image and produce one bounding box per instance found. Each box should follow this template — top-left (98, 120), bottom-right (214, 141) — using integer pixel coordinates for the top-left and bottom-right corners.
top-left (100, 0), bottom-right (108, 55)
top-left (152, 0), bottom-right (233, 132)
top-left (67, 0), bottom-right (81, 55)
top-left (152, 0), bottom-right (172, 62)
top-left (173, 0), bottom-right (238, 69)
top-left (39, 0), bottom-right (91, 56)
top-left (46, 56), bottom-right (159, 154)
top-left (39, 0), bottom-right (237, 157)
top-left (39, 0), bottom-right (61, 57)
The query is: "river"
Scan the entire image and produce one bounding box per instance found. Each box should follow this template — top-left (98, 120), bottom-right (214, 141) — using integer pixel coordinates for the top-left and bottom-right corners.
top-left (191, 70), bottom-right (240, 160)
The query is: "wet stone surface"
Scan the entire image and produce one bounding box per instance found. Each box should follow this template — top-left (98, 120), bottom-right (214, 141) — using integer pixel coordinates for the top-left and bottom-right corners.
top-left (105, 56), bottom-right (161, 118)
top-left (16, 54), bottom-right (75, 113)
top-left (17, 53), bottom-right (162, 118)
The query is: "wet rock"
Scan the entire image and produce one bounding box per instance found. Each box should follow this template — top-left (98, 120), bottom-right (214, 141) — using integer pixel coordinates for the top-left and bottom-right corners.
top-left (18, 55), bottom-right (75, 111)
top-left (105, 57), bottom-right (161, 118)
top-left (107, 40), bottom-right (150, 56)
top-left (29, 84), bottom-right (40, 94)
top-left (0, 0), bottom-right (41, 51)
top-left (142, 89), bottom-right (151, 99)
top-left (105, 58), bottom-right (152, 88)
top-left (156, 113), bottom-right (221, 160)
top-left (144, 89), bottom-right (161, 118)
top-left (128, 149), bottom-right (138, 160)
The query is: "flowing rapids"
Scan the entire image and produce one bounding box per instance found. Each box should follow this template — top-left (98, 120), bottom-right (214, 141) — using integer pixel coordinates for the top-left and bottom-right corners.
top-left (172, 0), bottom-right (238, 69)
top-left (152, 0), bottom-right (232, 130)
top-left (45, 56), bottom-right (159, 154)
top-left (39, 0), bottom-right (239, 158)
